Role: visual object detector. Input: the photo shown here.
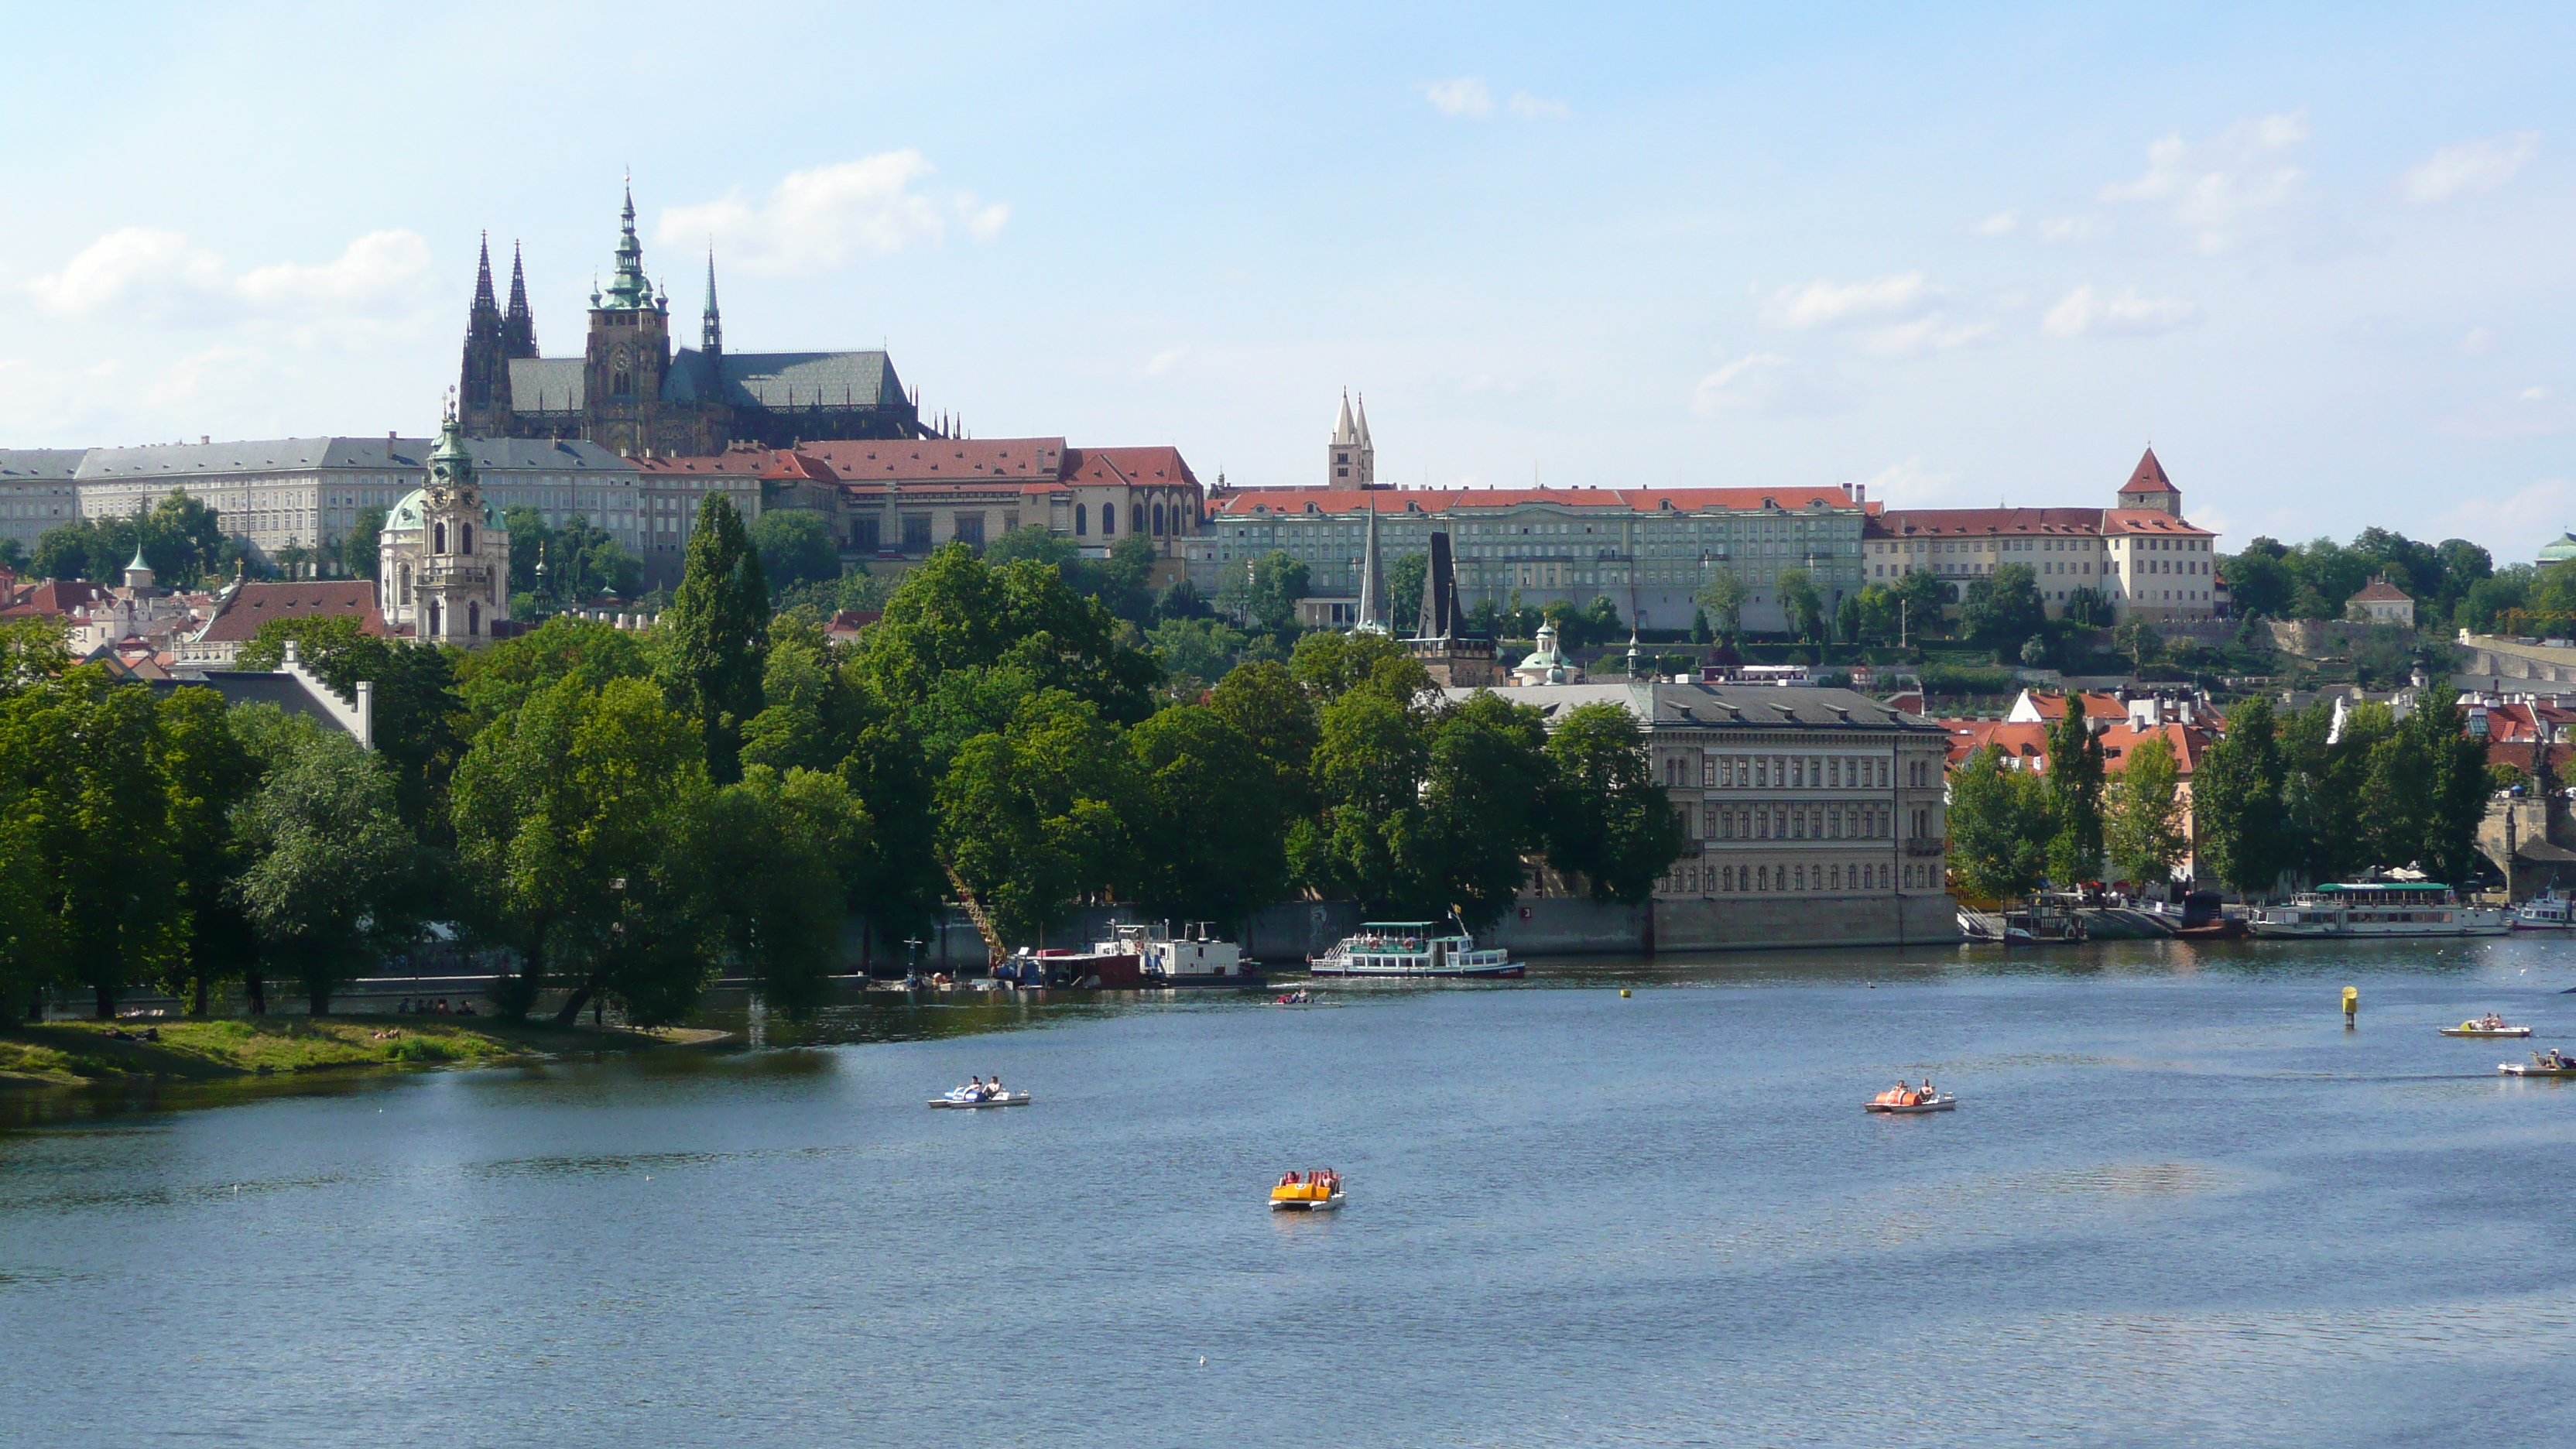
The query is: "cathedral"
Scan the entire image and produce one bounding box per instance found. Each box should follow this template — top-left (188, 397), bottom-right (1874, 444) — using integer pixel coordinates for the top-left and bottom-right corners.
top-left (458, 186), bottom-right (927, 455)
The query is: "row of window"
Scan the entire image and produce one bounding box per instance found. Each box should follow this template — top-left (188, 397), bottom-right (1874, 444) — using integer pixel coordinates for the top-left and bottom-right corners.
top-left (1699, 803), bottom-right (1890, 841)
top-left (1667, 753), bottom-right (1895, 790)
top-left (1661, 860), bottom-right (1901, 896)
top-left (1073, 499), bottom-right (1195, 538)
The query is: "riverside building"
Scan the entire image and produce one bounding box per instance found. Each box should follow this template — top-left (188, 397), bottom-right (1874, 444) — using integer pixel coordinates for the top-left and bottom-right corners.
top-left (1465, 680), bottom-right (1957, 949)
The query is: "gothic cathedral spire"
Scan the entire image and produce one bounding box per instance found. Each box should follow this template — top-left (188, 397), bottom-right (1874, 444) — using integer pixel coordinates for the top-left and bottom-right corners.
top-left (459, 232), bottom-right (510, 433)
top-left (701, 246), bottom-right (723, 356)
top-left (503, 242), bottom-right (537, 358)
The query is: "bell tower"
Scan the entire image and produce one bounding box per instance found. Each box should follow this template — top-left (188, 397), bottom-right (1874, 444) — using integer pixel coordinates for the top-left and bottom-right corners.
top-left (584, 181), bottom-right (672, 456)
top-left (1328, 390), bottom-right (1375, 489)
top-left (458, 235), bottom-right (511, 434)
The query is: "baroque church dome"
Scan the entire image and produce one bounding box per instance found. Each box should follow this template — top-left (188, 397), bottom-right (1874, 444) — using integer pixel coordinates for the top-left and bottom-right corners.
top-left (384, 486), bottom-right (498, 533)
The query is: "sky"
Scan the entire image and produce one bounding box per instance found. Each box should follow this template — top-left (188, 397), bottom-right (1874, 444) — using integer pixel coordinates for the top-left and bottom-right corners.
top-left (4, 2), bottom-right (2571, 560)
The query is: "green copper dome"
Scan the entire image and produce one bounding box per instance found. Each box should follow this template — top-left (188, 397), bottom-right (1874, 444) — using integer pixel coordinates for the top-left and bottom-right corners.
top-left (385, 487), bottom-right (498, 533)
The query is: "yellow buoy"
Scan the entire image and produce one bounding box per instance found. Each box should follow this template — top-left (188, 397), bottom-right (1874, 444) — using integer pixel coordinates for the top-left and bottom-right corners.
top-left (2342, 985), bottom-right (2358, 1026)
top-left (1619, 988), bottom-right (1631, 998)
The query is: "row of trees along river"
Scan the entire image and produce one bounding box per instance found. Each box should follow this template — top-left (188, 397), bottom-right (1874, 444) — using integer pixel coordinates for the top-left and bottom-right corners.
top-left (0, 498), bottom-right (1684, 1028)
top-left (1944, 694), bottom-right (2494, 901)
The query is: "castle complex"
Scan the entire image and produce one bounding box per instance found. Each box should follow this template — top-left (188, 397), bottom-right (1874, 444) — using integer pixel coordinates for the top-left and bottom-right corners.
top-left (457, 187), bottom-right (925, 455)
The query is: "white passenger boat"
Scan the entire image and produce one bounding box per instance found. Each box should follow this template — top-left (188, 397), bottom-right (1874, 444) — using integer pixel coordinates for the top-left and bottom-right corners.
top-left (927, 1087), bottom-right (1032, 1108)
top-left (1307, 921), bottom-right (1525, 978)
top-left (2501, 1048), bottom-right (2576, 1077)
top-left (2512, 892), bottom-right (2575, 931)
top-left (2245, 880), bottom-right (2509, 938)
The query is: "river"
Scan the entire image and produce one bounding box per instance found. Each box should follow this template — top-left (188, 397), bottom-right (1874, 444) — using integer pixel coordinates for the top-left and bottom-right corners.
top-left (4, 937), bottom-right (2574, 1447)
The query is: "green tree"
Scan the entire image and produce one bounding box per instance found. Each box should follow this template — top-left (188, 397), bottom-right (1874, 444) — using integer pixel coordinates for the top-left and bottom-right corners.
top-left (1388, 553), bottom-right (1429, 635)
top-left (984, 524), bottom-right (1077, 570)
top-left (1146, 616), bottom-right (1251, 687)
top-left (449, 675), bottom-right (714, 1023)
top-left (231, 725), bottom-right (418, 1016)
top-left (1961, 564), bottom-right (2047, 655)
top-left (1946, 744), bottom-right (2050, 901)
top-left (1775, 569), bottom-right (1824, 643)
top-left (750, 509), bottom-right (842, 593)
top-left (1128, 704), bottom-right (1286, 925)
top-left (2061, 585), bottom-right (2114, 628)
top-left (1415, 692), bottom-right (1554, 930)
top-left (659, 492), bottom-right (771, 782)
top-left (1289, 629), bottom-right (1426, 703)
top-left (30, 522), bottom-right (92, 581)
top-left (1225, 550), bottom-right (1310, 635)
top-left (2105, 733), bottom-right (2188, 885)
top-left (2112, 618), bottom-right (2162, 673)
top-left (341, 505), bottom-right (385, 581)
top-left (1696, 570), bottom-right (1750, 642)
top-left (682, 765), bottom-right (868, 1019)
top-left (1891, 569), bottom-right (1953, 638)
top-left (2194, 697), bottom-right (2285, 896)
top-left (450, 613), bottom-right (656, 728)
top-left (237, 616), bottom-right (464, 831)
top-left (1208, 659), bottom-right (1320, 817)
top-left (2, 673), bottom-right (189, 1017)
top-left (2043, 706), bottom-right (2106, 885)
top-left (155, 687), bottom-right (262, 1016)
top-left (0, 617), bottom-right (68, 695)
top-left (936, 692), bottom-right (1141, 945)
top-left (1300, 673), bottom-right (1437, 906)
top-left (1542, 701), bottom-right (1685, 903)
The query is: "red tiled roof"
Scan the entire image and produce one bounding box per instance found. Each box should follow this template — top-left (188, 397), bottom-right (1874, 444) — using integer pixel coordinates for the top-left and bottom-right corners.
top-left (1216, 485), bottom-right (1862, 518)
top-left (2100, 721), bottom-right (2209, 776)
top-left (2122, 447), bottom-right (2178, 494)
top-left (1067, 445), bottom-right (1200, 491)
top-left (2489, 742), bottom-right (2576, 776)
top-left (803, 437), bottom-right (1068, 483)
top-left (2022, 690), bottom-right (2129, 722)
top-left (195, 581), bottom-right (385, 643)
top-left (2349, 580), bottom-right (2412, 601)
top-left (2098, 509), bottom-right (2211, 536)
top-left (1869, 507), bottom-right (2108, 537)
top-left (1940, 719), bottom-right (2053, 769)
top-left (0, 579), bottom-right (112, 617)
top-left (632, 454), bottom-right (766, 478)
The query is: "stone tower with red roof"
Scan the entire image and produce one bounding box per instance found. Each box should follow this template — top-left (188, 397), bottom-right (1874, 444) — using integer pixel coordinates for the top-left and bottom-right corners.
top-left (2117, 447), bottom-right (2181, 516)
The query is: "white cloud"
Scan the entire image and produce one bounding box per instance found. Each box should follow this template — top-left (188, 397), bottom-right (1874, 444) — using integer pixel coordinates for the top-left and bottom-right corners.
top-left (1977, 210), bottom-right (2018, 236)
top-left (1423, 77), bottom-right (1493, 118)
top-left (2043, 285), bottom-right (2199, 338)
top-left (659, 153), bottom-right (1008, 276)
top-left (1862, 316), bottom-right (1995, 358)
top-left (2402, 132), bottom-right (2539, 204)
top-left (1690, 352), bottom-right (1844, 416)
top-left (2038, 214), bottom-right (2106, 243)
top-left (2444, 384), bottom-right (2576, 439)
top-left (1761, 272), bottom-right (1934, 329)
top-left (2461, 326), bottom-right (2496, 356)
top-left (28, 226), bottom-right (432, 327)
top-left (1861, 457), bottom-right (1960, 504)
top-left (2432, 474), bottom-right (2576, 543)
top-left (1507, 91), bottom-right (1570, 121)
top-left (1143, 345), bottom-right (1188, 378)
top-left (2101, 111), bottom-right (2309, 252)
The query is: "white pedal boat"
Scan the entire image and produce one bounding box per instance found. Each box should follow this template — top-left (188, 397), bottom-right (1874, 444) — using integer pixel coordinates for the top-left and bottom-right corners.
top-left (1865, 1091), bottom-right (1958, 1114)
top-left (2502, 1050), bottom-right (2576, 1077)
top-left (928, 1090), bottom-right (1032, 1108)
top-left (2441, 1021), bottom-right (2532, 1038)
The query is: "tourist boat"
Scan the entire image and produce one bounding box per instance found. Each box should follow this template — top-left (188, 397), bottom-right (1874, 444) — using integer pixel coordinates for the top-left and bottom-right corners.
top-left (2512, 892), bottom-right (2575, 931)
top-left (1865, 1087), bottom-right (1958, 1114)
top-left (2439, 1017), bottom-right (2532, 1038)
top-left (2501, 1048), bottom-right (2576, 1077)
top-left (1269, 1171), bottom-right (1345, 1211)
top-left (1002, 921), bottom-right (1263, 990)
top-left (927, 1086), bottom-right (1033, 1108)
top-left (2244, 880), bottom-right (2509, 938)
top-left (1307, 921), bottom-right (1525, 978)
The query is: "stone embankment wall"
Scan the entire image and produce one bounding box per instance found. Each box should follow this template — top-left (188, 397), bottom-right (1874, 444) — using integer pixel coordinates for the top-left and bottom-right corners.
top-left (2457, 633), bottom-right (2576, 688)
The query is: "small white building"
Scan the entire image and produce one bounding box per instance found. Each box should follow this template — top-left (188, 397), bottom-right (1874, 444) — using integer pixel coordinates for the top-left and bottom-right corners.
top-left (2347, 578), bottom-right (2415, 627)
top-left (379, 416), bottom-right (511, 644)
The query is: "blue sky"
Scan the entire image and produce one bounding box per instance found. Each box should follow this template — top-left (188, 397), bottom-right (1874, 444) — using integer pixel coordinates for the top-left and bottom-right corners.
top-left (5, 2), bottom-right (2571, 559)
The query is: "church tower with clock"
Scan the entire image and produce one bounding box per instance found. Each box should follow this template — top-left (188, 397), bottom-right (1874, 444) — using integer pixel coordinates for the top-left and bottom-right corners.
top-left (582, 183), bottom-right (672, 457)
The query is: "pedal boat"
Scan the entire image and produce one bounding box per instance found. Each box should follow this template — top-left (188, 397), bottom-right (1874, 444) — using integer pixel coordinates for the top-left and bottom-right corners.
top-left (2502, 1050), bottom-right (2576, 1077)
top-left (928, 1089), bottom-right (1033, 1108)
top-left (1269, 1178), bottom-right (1345, 1211)
top-left (1865, 1089), bottom-right (1958, 1114)
top-left (2440, 1020), bottom-right (2532, 1038)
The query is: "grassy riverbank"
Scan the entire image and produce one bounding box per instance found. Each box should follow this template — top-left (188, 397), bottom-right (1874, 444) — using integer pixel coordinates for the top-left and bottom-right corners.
top-left (0, 1016), bottom-right (724, 1088)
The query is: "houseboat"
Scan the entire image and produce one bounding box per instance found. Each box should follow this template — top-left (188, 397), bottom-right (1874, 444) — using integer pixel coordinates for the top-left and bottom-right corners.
top-left (1001, 921), bottom-right (1262, 989)
top-left (2245, 880), bottom-right (2508, 939)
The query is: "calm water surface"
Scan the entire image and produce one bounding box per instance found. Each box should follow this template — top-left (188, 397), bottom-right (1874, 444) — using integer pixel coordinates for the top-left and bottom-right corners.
top-left (5, 938), bottom-right (2576, 1447)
